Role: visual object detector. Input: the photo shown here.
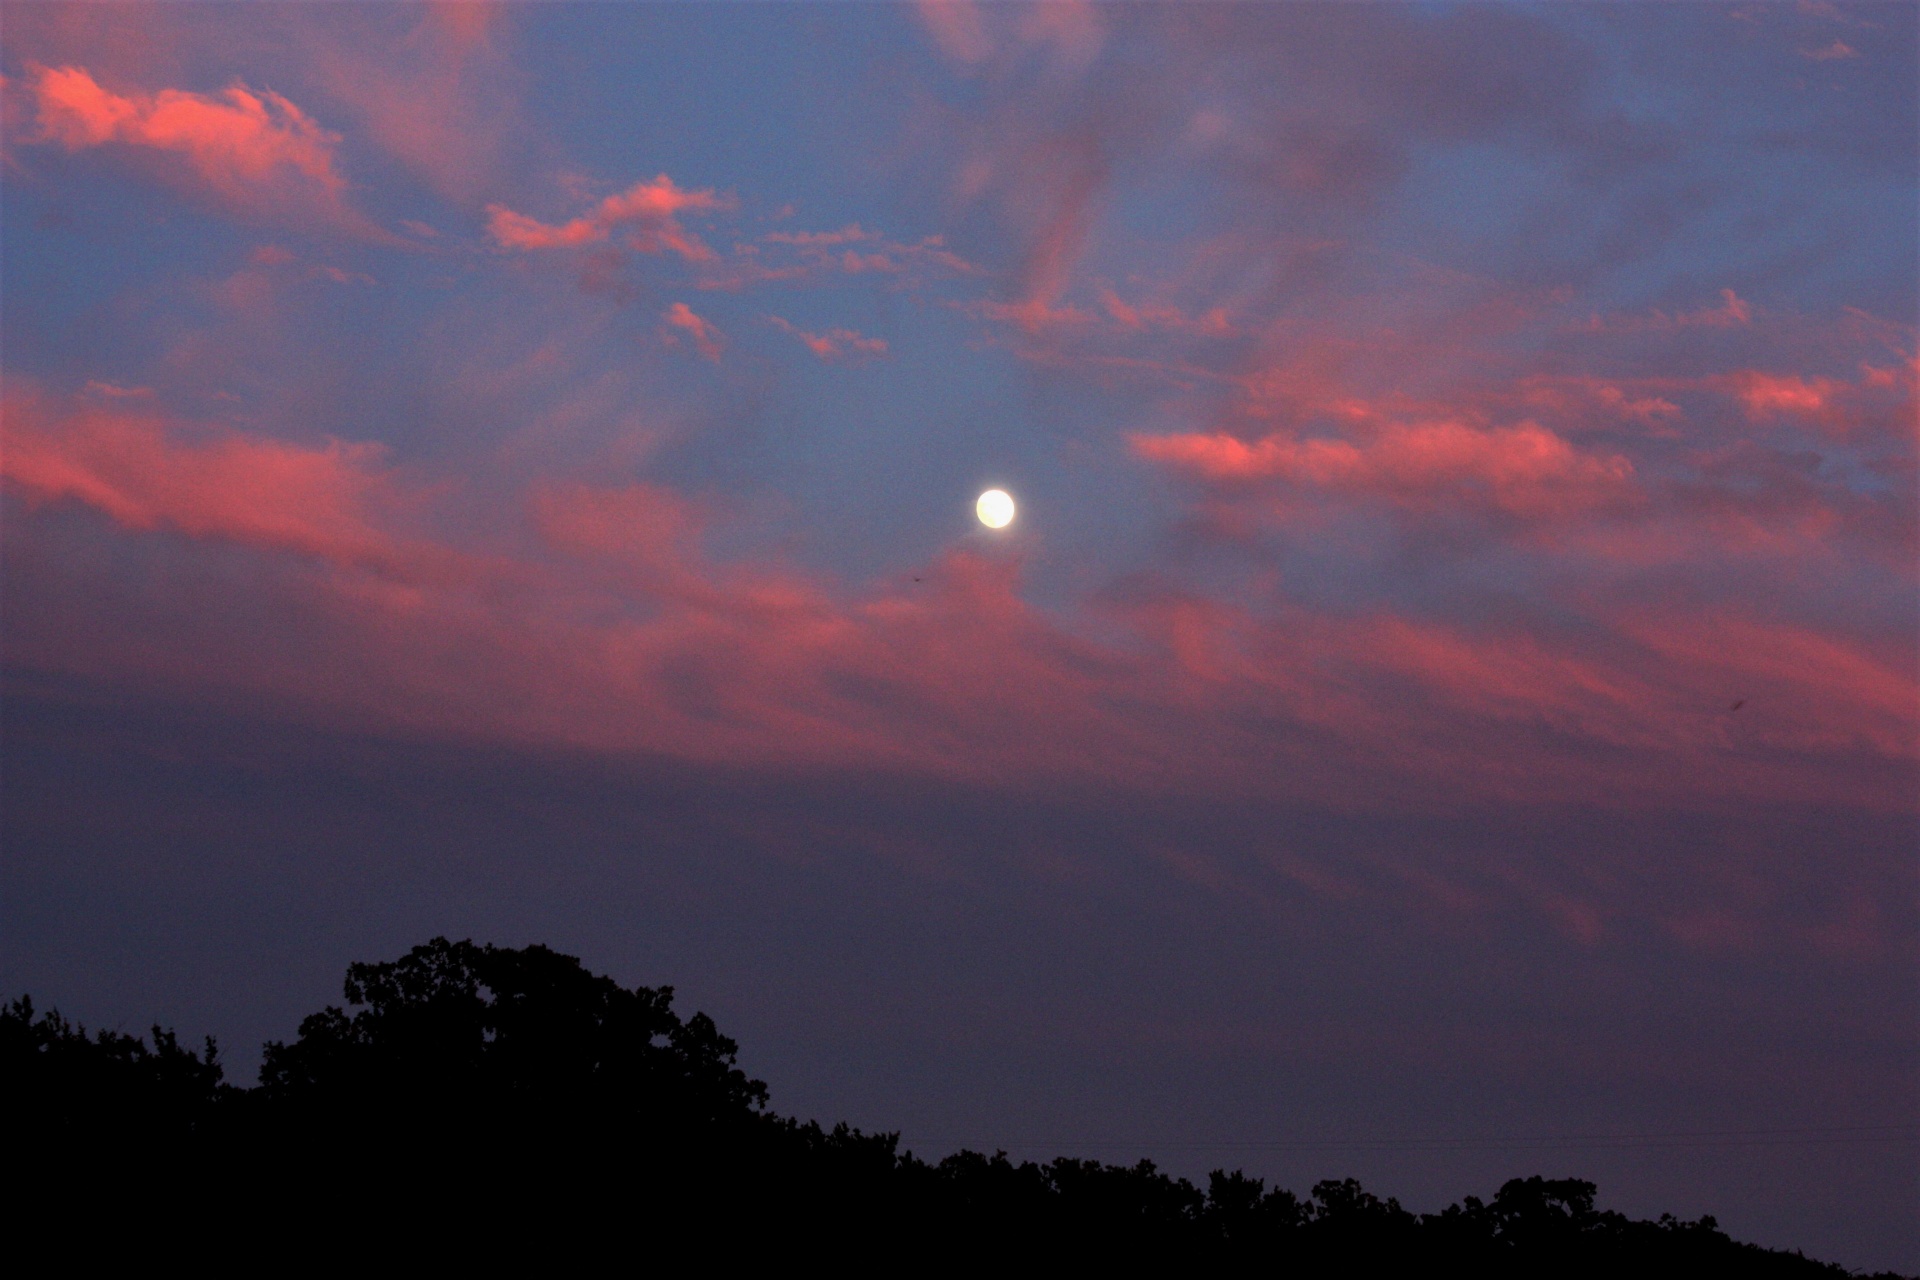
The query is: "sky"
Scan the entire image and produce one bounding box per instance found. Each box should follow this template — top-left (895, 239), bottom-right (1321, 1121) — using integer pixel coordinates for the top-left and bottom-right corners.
top-left (1, 0), bottom-right (1915, 1266)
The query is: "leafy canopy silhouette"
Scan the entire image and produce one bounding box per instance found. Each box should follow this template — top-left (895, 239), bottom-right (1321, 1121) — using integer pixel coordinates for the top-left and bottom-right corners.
top-left (6, 938), bottom-right (1906, 1276)
top-left (258, 937), bottom-right (767, 1135)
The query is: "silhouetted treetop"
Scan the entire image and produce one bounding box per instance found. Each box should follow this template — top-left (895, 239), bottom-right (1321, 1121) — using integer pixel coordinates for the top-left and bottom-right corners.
top-left (3, 994), bottom-right (230, 1147)
top-left (258, 937), bottom-right (767, 1132)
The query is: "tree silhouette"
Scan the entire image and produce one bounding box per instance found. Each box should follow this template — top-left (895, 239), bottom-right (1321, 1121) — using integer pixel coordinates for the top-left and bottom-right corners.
top-left (3, 994), bottom-right (230, 1148)
top-left (259, 937), bottom-right (767, 1136)
top-left (6, 940), bottom-right (1906, 1275)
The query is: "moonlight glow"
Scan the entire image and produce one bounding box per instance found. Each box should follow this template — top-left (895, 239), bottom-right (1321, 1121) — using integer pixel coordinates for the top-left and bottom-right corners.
top-left (976, 489), bottom-right (1015, 528)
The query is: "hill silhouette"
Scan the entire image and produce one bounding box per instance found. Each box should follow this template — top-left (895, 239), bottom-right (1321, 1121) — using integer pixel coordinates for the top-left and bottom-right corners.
top-left (6, 938), bottom-right (1905, 1273)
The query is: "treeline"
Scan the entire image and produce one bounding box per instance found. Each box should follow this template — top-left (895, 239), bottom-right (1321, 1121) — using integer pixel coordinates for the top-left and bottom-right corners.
top-left (3, 938), bottom-right (1895, 1273)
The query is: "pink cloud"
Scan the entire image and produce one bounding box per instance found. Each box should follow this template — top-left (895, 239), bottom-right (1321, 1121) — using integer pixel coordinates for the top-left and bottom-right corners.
top-left (764, 224), bottom-right (878, 248)
top-left (662, 302), bottom-right (724, 361)
top-left (916, 1), bottom-right (994, 65)
top-left (914, 0), bottom-right (1104, 71)
top-left (1573, 289), bottom-right (1753, 333)
top-left (1514, 376), bottom-right (1683, 429)
top-left (1, 390), bottom-right (408, 571)
top-left (1690, 288), bottom-right (1754, 327)
top-left (7, 421), bottom-right (1911, 834)
top-left (81, 381), bottom-right (154, 400)
top-left (1016, 1), bottom-right (1105, 70)
top-left (487, 205), bottom-right (602, 250)
top-left (1133, 420), bottom-right (1637, 518)
top-left (969, 296), bottom-right (1097, 334)
top-left (697, 229), bottom-right (981, 292)
top-left (1345, 614), bottom-right (1663, 746)
top-left (486, 174), bottom-right (729, 260)
top-left (1099, 290), bottom-right (1235, 336)
top-left (1796, 0), bottom-right (1859, 22)
top-left (768, 316), bottom-right (889, 362)
top-left (1733, 372), bottom-right (1836, 417)
top-left (24, 64), bottom-right (377, 234)
top-left (533, 482), bottom-right (701, 565)
top-left (528, 482), bottom-right (719, 608)
top-left (304, 3), bottom-right (521, 203)
top-left (1011, 146), bottom-right (1106, 308)
top-left (1800, 39), bottom-right (1860, 60)
top-left (1719, 369), bottom-right (1889, 438)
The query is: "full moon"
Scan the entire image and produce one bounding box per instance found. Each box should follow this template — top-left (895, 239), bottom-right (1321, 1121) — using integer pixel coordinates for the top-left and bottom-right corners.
top-left (976, 489), bottom-right (1016, 529)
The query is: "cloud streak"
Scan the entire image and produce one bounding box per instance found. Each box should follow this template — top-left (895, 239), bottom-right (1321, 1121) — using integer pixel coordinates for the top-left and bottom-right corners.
top-left (487, 174), bottom-right (730, 260)
top-left (2, 389), bottom-right (409, 571)
top-left (768, 316), bottom-right (889, 362)
top-left (1134, 420), bottom-right (1637, 520)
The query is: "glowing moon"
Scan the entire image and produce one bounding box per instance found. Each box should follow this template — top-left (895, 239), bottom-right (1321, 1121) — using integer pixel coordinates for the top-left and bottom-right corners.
top-left (976, 489), bottom-right (1015, 529)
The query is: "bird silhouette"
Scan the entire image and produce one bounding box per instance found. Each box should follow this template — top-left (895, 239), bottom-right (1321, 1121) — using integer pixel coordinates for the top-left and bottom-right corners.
top-left (1729, 699), bottom-right (1745, 712)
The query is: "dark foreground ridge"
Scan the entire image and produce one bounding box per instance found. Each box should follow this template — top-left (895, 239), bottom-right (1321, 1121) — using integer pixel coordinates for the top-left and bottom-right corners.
top-left (6, 938), bottom-right (1900, 1273)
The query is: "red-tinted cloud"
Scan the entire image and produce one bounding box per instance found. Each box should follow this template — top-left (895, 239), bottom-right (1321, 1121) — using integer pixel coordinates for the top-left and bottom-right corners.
top-left (1134, 420), bottom-right (1637, 519)
top-left (531, 481), bottom-right (704, 582)
top-left (487, 174), bottom-right (729, 260)
top-left (662, 302), bottom-right (724, 361)
top-left (768, 316), bottom-right (889, 362)
top-left (1727, 371), bottom-right (1852, 433)
top-left (305, 3), bottom-right (522, 203)
top-left (1615, 610), bottom-right (1915, 759)
top-left (2, 390), bottom-right (407, 571)
top-left (10, 435), bottom-right (1909, 820)
top-left (916, 0), bottom-right (1104, 72)
top-left (24, 64), bottom-right (377, 234)
top-left (916, 1), bottom-right (994, 66)
top-left (1708, 356), bottom-right (1918, 444)
top-left (1099, 289), bottom-right (1235, 336)
top-left (1574, 289), bottom-right (1754, 333)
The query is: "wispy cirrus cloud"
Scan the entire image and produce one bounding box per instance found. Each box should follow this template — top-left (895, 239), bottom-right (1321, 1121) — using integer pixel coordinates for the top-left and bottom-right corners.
top-left (696, 224), bottom-right (982, 292)
top-left (1801, 38), bottom-right (1860, 61)
top-left (915, 0), bottom-right (1105, 73)
top-left (767, 316), bottom-right (888, 362)
top-left (1573, 289), bottom-right (1754, 334)
top-left (305, 2), bottom-right (522, 204)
